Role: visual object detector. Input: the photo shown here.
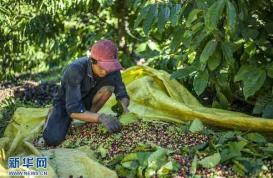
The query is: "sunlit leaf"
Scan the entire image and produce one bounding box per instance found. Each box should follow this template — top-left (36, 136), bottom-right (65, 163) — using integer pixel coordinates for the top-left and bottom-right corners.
top-left (98, 144), bottom-right (108, 158)
top-left (143, 4), bottom-right (158, 35)
top-left (205, 0), bottom-right (226, 31)
top-left (189, 119), bottom-right (204, 133)
top-left (266, 63), bottom-right (273, 78)
top-left (216, 87), bottom-right (230, 109)
top-left (186, 9), bottom-right (202, 27)
top-left (208, 51), bottom-right (221, 71)
top-left (193, 69), bottom-right (209, 96)
top-left (235, 66), bottom-right (266, 98)
top-left (170, 4), bottom-right (181, 27)
top-left (134, 5), bottom-right (150, 28)
top-left (171, 66), bottom-right (196, 79)
top-left (262, 102), bottom-right (273, 118)
top-left (226, 0), bottom-right (237, 33)
top-left (170, 27), bottom-right (184, 52)
top-left (157, 161), bottom-right (179, 176)
top-left (200, 40), bottom-right (218, 70)
top-left (145, 148), bottom-right (168, 177)
top-left (190, 29), bottom-right (208, 50)
top-left (190, 155), bottom-right (198, 175)
top-left (119, 112), bottom-right (140, 125)
top-left (221, 41), bottom-right (234, 67)
top-left (158, 5), bottom-right (170, 32)
top-left (198, 152), bottom-right (221, 168)
top-left (253, 94), bottom-right (273, 115)
top-left (244, 133), bottom-right (266, 144)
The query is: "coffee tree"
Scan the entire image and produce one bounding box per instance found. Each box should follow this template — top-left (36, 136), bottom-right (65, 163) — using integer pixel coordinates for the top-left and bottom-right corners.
top-left (0, 0), bottom-right (139, 79)
top-left (133, 0), bottom-right (273, 118)
top-left (0, 0), bottom-right (272, 118)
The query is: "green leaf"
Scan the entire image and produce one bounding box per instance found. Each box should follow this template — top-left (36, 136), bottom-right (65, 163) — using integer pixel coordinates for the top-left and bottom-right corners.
top-left (221, 140), bottom-right (248, 162)
top-left (253, 94), bottom-right (272, 115)
top-left (216, 73), bottom-right (233, 99)
top-left (195, 0), bottom-right (208, 9)
top-left (216, 87), bottom-right (230, 109)
top-left (98, 144), bottom-right (108, 158)
top-left (266, 63), bottom-right (273, 78)
top-left (220, 141), bottom-right (247, 163)
top-left (261, 144), bottom-right (273, 154)
top-left (235, 158), bottom-right (263, 175)
top-left (218, 131), bottom-right (236, 144)
top-left (170, 27), bottom-right (184, 52)
top-left (171, 66), bottom-right (196, 79)
top-left (221, 41), bottom-right (234, 67)
top-left (190, 29), bottom-right (208, 50)
top-left (235, 66), bottom-right (266, 98)
top-left (121, 160), bottom-right (139, 170)
top-left (186, 9), bottom-right (202, 27)
top-left (119, 112), bottom-right (140, 125)
top-left (189, 119), bottom-right (204, 133)
top-left (190, 155), bottom-right (198, 175)
top-left (191, 22), bottom-right (204, 34)
top-left (262, 101), bottom-right (273, 118)
top-left (241, 27), bottom-right (259, 40)
top-left (200, 40), bottom-right (218, 70)
top-left (170, 4), bottom-right (181, 26)
top-left (115, 165), bottom-right (133, 177)
top-left (143, 4), bottom-right (158, 35)
top-left (234, 65), bottom-right (254, 81)
top-left (198, 152), bottom-right (221, 168)
top-left (182, 30), bottom-right (194, 48)
top-left (158, 5), bottom-right (170, 33)
top-left (244, 41), bottom-right (256, 56)
top-left (122, 151), bottom-right (151, 164)
top-left (226, 0), bottom-right (237, 33)
top-left (229, 141), bottom-right (248, 153)
top-left (145, 148), bottom-right (168, 177)
top-left (208, 52), bottom-right (221, 71)
top-left (232, 160), bottom-right (247, 175)
top-left (205, 0), bottom-right (226, 31)
top-left (193, 69), bottom-right (209, 96)
top-left (157, 161), bottom-right (179, 176)
top-left (134, 5), bottom-right (150, 28)
top-left (244, 133), bottom-right (266, 144)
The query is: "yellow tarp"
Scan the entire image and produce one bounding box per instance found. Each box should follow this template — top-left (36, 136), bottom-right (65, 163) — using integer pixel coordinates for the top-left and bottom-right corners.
top-left (0, 107), bottom-right (118, 178)
top-left (1, 65), bottom-right (273, 177)
top-left (102, 65), bottom-right (273, 132)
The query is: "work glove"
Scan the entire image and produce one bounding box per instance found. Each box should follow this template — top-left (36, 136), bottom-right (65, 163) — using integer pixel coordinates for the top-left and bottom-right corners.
top-left (98, 113), bottom-right (121, 133)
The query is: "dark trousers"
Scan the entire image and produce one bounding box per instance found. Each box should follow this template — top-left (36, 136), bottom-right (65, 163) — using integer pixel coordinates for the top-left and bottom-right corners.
top-left (43, 76), bottom-right (114, 146)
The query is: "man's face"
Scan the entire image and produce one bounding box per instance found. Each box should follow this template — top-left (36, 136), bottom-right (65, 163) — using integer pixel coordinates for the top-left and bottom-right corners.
top-left (91, 59), bottom-right (107, 78)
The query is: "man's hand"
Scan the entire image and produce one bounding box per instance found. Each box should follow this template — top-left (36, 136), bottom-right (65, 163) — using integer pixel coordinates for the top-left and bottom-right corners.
top-left (98, 113), bottom-right (121, 133)
top-left (119, 97), bottom-right (130, 113)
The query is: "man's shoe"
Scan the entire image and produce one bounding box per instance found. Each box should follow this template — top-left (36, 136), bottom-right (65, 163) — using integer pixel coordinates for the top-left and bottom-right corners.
top-left (35, 136), bottom-right (46, 148)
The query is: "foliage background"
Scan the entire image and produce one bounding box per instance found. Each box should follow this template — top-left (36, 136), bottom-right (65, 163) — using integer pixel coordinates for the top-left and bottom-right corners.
top-left (0, 0), bottom-right (272, 118)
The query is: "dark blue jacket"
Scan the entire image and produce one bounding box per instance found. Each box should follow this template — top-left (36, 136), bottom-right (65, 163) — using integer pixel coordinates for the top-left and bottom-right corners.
top-left (53, 57), bottom-right (129, 114)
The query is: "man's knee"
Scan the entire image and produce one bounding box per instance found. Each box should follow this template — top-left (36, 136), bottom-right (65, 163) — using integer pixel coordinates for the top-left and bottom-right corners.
top-left (43, 129), bottom-right (65, 146)
top-left (94, 86), bottom-right (114, 100)
top-left (98, 86), bottom-right (114, 94)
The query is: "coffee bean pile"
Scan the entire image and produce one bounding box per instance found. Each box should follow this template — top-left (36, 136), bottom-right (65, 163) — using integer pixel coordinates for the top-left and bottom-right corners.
top-left (173, 154), bottom-right (273, 178)
top-left (0, 82), bottom-right (20, 103)
top-left (14, 82), bottom-right (59, 106)
top-left (0, 81), bottom-right (19, 89)
top-left (34, 121), bottom-right (273, 177)
top-left (60, 121), bottom-right (208, 158)
top-left (34, 121), bottom-right (273, 178)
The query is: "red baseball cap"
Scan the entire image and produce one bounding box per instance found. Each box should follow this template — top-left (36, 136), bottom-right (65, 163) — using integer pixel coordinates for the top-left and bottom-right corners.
top-left (90, 40), bottom-right (123, 73)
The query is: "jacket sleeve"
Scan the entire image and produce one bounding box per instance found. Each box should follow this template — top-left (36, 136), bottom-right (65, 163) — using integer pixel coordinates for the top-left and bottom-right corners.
top-left (113, 71), bottom-right (130, 101)
top-left (64, 65), bottom-right (86, 115)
